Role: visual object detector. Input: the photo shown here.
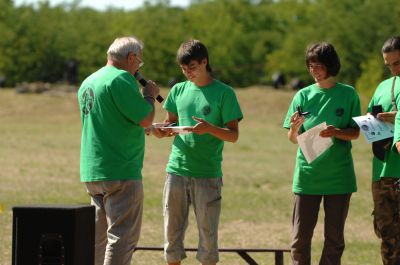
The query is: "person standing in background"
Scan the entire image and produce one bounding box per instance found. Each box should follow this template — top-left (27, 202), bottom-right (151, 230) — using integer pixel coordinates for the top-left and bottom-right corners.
top-left (372, 36), bottom-right (400, 265)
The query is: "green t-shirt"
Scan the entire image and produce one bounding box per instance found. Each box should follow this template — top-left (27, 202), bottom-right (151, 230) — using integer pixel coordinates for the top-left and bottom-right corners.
top-left (393, 111), bottom-right (400, 155)
top-left (78, 66), bottom-right (152, 182)
top-left (368, 76), bottom-right (400, 181)
top-left (164, 80), bottom-right (243, 178)
top-left (283, 83), bottom-right (361, 195)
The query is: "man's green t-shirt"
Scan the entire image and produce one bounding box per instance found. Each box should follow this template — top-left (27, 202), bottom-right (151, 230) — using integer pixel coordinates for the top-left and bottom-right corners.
top-left (393, 111), bottom-right (400, 155)
top-left (283, 83), bottom-right (361, 195)
top-left (164, 80), bottom-right (243, 178)
top-left (368, 76), bottom-right (400, 181)
top-left (78, 66), bottom-right (152, 182)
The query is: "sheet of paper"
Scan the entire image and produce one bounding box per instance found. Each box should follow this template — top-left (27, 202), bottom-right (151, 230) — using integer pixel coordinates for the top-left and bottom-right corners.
top-left (158, 126), bottom-right (193, 135)
top-left (352, 115), bottom-right (394, 143)
top-left (297, 122), bottom-right (333, 164)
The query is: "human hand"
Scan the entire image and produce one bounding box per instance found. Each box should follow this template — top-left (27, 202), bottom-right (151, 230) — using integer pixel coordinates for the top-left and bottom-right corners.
top-left (319, 125), bottom-right (338, 138)
top-left (152, 123), bottom-right (178, 138)
top-left (187, 116), bottom-right (212, 135)
top-left (142, 80), bottom-right (160, 98)
top-left (290, 111), bottom-right (305, 132)
top-left (145, 126), bottom-right (153, 136)
top-left (376, 111), bottom-right (397, 124)
top-left (396, 142), bottom-right (400, 154)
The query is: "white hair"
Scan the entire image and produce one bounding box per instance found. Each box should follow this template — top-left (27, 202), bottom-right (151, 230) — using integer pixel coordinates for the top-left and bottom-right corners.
top-left (107, 36), bottom-right (143, 62)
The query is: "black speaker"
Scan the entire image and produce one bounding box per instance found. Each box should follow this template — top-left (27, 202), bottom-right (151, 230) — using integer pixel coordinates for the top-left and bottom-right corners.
top-left (12, 205), bottom-right (95, 265)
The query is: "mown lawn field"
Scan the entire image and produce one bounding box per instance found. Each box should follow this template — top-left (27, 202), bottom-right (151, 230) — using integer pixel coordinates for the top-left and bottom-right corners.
top-left (0, 86), bottom-right (379, 265)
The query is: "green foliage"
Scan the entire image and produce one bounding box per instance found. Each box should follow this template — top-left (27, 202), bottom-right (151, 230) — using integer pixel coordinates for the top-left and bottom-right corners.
top-left (356, 53), bottom-right (384, 99)
top-left (265, 0), bottom-right (400, 89)
top-left (0, 0), bottom-right (16, 81)
top-left (1, 0), bottom-right (400, 95)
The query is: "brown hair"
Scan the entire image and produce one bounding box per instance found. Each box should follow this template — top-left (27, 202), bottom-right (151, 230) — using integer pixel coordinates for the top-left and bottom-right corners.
top-left (176, 39), bottom-right (212, 73)
top-left (305, 42), bottom-right (341, 77)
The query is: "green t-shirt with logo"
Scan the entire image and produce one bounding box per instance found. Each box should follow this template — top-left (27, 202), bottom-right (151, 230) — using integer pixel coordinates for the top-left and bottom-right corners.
top-left (164, 80), bottom-right (243, 178)
top-left (78, 66), bottom-right (152, 182)
top-left (283, 83), bottom-right (361, 195)
top-left (369, 76), bottom-right (400, 181)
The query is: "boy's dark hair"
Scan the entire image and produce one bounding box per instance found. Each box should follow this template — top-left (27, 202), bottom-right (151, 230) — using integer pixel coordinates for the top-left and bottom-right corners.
top-left (176, 39), bottom-right (212, 73)
top-left (305, 42), bottom-right (341, 77)
top-left (382, 36), bottom-right (400, 54)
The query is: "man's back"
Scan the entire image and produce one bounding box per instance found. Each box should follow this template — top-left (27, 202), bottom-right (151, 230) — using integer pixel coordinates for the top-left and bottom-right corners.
top-left (78, 66), bottom-right (152, 182)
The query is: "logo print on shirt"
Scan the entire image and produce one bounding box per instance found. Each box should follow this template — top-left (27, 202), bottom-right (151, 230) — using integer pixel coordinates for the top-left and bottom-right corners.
top-left (82, 87), bottom-right (95, 115)
top-left (202, 105), bottom-right (211, 116)
top-left (335, 107), bottom-right (344, 117)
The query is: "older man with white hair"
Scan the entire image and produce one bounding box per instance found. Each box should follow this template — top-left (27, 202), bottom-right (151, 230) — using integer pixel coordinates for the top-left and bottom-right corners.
top-left (78, 36), bottom-right (160, 265)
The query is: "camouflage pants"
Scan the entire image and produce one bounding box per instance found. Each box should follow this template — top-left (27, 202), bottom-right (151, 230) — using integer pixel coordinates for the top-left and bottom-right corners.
top-left (372, 178), bottom-right (400, 265)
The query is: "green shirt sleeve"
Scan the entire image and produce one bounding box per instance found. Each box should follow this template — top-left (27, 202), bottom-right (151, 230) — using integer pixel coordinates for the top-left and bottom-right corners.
top-left (283, 91), bottom-right (301, 129)
top-left (349, 89), bottom-right (361, 128)
top-left (392, 111), bottom-right (400, 153)
top-left (164, 85), bottom-right (178, 115)
top-left (221, 87), bottom-right (243, 124)
top-left (110, 72), bottom-right (152, 124)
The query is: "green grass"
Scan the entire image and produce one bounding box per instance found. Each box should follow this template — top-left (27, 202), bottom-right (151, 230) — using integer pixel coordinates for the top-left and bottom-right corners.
top-left (0, 87), bottom-right (379, 265)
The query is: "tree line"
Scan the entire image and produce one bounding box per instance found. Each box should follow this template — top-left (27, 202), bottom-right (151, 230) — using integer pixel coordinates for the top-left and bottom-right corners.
top-left (0, 0), bottom-right (399, 96)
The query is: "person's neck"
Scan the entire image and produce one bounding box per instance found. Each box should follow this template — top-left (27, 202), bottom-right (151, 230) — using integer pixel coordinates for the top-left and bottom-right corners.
top-left (317, 76), bottom-right (336, 89)
top-left (193, 73), bottom-right (213, 87)
top-left (107, 59), bottom-right (128, 71)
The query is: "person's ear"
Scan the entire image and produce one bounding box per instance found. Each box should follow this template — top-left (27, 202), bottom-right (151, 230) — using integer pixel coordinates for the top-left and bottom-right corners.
top-left (127, 52), bottom-right (135, 64)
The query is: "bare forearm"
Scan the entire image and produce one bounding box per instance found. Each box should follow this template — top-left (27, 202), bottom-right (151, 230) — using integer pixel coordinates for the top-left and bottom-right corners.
top-left (333, 127), bottom-right (360, 141)
top-left (288, 128), bottom-right (299, 144)
top-left (139, 98), bottom-right (155, 128)
top-left (208, 125), bottom-right (239, 142)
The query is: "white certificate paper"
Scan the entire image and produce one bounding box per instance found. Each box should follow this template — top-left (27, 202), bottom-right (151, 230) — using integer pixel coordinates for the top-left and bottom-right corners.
top-left (158, 126), bottom-right (193, 135)
top-left (297, 122), bottom-right (333, 164)
top-left (352, 115), bottom-right (394, 143)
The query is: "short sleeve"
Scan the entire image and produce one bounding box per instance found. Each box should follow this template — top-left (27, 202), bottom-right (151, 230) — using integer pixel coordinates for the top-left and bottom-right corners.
top-left (349, 89), bottom-right (361, 128)
top-left (392, 111), bottom-right (400, 153)
top-left (283, 92), bottom-right (302, 129)
top-left (164, 85), bottom-right (178, 115)
top-left (221, 88), bottom-right (243, 124)
top-left (110, 72), bottom-right (152, 124)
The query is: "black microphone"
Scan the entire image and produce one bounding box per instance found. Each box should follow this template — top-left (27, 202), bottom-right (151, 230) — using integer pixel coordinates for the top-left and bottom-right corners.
top-left (134, 72), bottom-right (163, 103)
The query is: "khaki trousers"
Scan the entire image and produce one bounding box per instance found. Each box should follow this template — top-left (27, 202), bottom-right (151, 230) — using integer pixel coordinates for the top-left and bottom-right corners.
top-left (163, 173), bottom-right (222, 265)
top-left (86, 180), bottom-right (143, 265)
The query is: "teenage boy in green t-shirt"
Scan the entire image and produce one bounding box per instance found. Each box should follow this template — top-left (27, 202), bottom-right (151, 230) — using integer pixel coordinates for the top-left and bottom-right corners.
top-left (152, 40), bottom-right (243, 265)
top-left (373, 36), bottom-right (400, 265)
top-left (78, 36), bottom-right (160, 265)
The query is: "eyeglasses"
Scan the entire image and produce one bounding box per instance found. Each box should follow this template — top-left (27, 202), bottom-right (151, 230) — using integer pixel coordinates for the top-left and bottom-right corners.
top-left (133, 53), bottom-right (144, 68)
